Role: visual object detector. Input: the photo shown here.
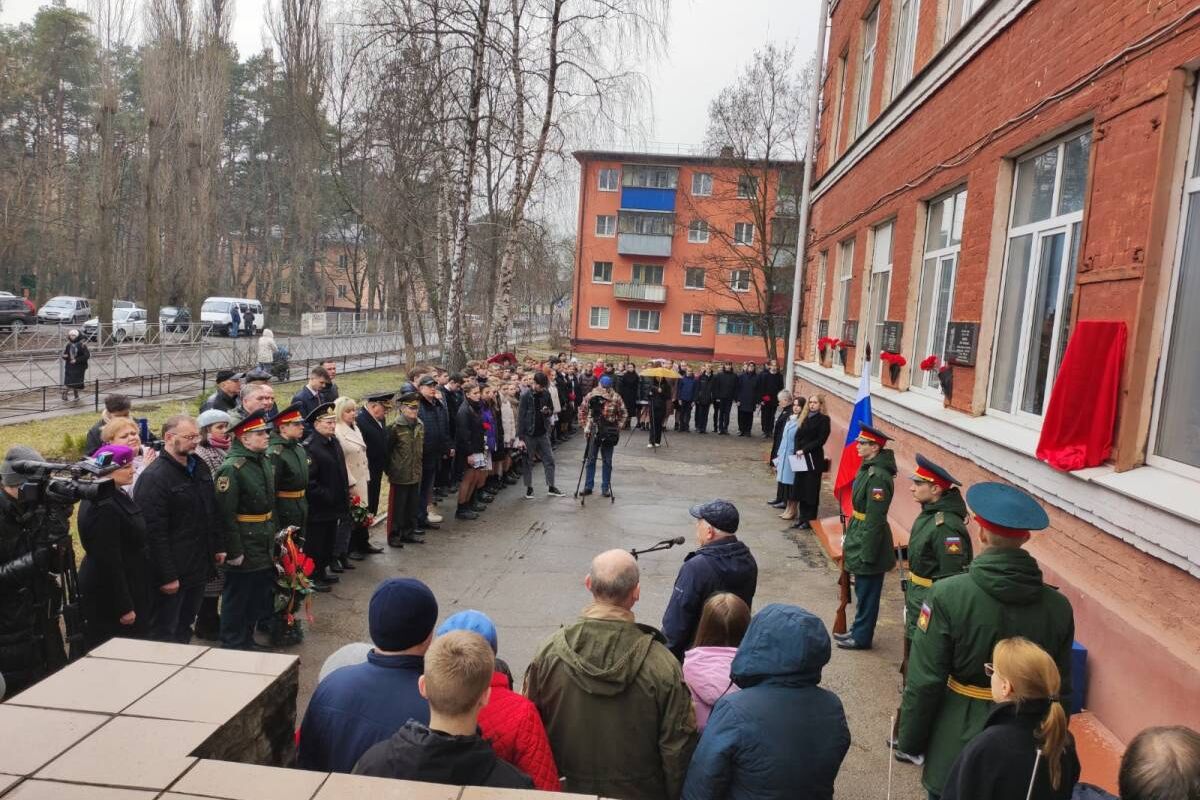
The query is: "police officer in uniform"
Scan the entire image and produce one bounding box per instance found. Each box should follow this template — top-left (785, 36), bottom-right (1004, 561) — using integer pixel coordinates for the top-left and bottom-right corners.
top-left (835, 422), bottom-right (897, 651)
top-left (891, 454), bottom-right (973, 764)
top-left (268, 403), bottom-right (314, 589)
top-left (304, 402), bottom-right (351, 589)
top-left (897, 482), bottom-right (1075, 798)
top-left (214, 411), bottom-right (276, 651)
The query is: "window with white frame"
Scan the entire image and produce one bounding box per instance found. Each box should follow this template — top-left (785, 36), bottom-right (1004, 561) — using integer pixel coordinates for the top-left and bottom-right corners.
top-left (853, 5), bottom-right (879, 139)
top-left (619, 211), bottom-right (674, 236)
top-left (589, 306), bottom-right (610, 329)
top-left (833, 52), bottom-right (849, 157)
top-left (734, 222), bottom-right (755, 245)
top-left (832, 238), bottom-right (855, 341)
top-left (1151, 87), bottom-right (1200, 475)
top-left (913, 188), bottom-right (967, 392)
top-left (692, 172), bottom-right (713, 196)
top-left (627, 308), bottom-right (660, 332)
top-left (865, 221), bottom-right (894, 377)
top-left (891, 0), bottom-right (919, 100)
top-left (944, 0), bottom-right (984, 42)
top-left (631, 263), bottom-right (664, 285)
top-left (337, 284), bottom-right (348, 299)
top-left (592, 261), bottom-right (613, 283)
top-left (730, 270), bottom-right (752, 292)
top-left (813, 250), bottom-right (829, 352)
top-left (623, 165), bottom-right (678, 189)
top-left (737, 175), bottom-right (759, 199)
top-left (989, 129), bottom-right (1091, 421)
top-left (598, 168), bottom-right (619, 191)
top-left (596, 215), bottom-right (616, 237)
top-left (717, 315), bottom-right (759, 336)
top-left (689, 220), bottom-right (710, 243)
top-left (685, 267), bottom-right (706, 289)
top-left (682, 312), bottom-right (703, 336)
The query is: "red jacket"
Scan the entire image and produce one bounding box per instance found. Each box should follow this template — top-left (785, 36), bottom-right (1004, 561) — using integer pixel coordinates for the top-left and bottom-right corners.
top-left (479, 671), bottom-right (560, 791)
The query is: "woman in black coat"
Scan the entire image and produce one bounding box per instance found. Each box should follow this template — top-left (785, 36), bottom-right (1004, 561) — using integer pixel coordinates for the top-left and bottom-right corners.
top-left (789, 393), bottom-right (831, 530)
top-left (79, 444), bottom-right (151, 649)
top-left (305, 404), bottom-right (352, 587)
top-left (617, 365), bottom-right (640, 430)
top-left (61, 329), bottom-right (90, 402)
top-left (694, 366), bottom-right (714, 434)
top-left (647, 377), bottom-right (670, 447)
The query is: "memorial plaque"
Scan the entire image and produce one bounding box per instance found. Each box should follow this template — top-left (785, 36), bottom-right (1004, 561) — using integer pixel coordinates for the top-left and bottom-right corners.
top-left (880, 321), bottom-right (903, 354)
top-left (818, 319), bottom-right (829, 339)
top-left (842, 320), bottom-right (858, 345)
top-left (944, 321), bottom-right (979, 366)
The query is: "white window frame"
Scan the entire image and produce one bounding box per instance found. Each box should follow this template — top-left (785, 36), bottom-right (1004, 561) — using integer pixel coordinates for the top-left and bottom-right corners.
top-left (734, 222), bottom-right (755, 246)
top-left (912, 188), bottom-right (967, 396)
top-left (737, 175), bottom-right (759, 199)
top-left (890, 0), bottom-right (919, 100)
top-left (598, 168), bottom-right (619, 192)
top-left (730, 270), bottom-right (752, 293)
top-left (813, 249), bottom-right (829, 355)
top-left (591, 261), bottom-right (613, 284)
top-left (595, 215), bottom-right (616, 237)
top-left (865, 221), bottom-right (894, 377)
top-left (832, 238), bottom-right (855, 342)
top-left (589, 306), bottom-right (610, 329)
top-left (853, 5), bottom-right (879, 139)
top-left (688, 220), bottom-right (710, 243)
top-left (684, 267), bottom-right (706, 290)
top-left (987, 130), bottom-right (1090, 426)
top-left (944, 0), bottom-right (984, 42)
top-left (1147, 86), bottom-right (1200, 481)
top-left (692, 172), bottom-right (713, 196)
top-left (717, 315), bottom-right (758, 336)
top-left (832, 52), bottom-right (849, 157)
top-left (681, 312), bottom-right (703, 336)
top-left (631, 263), bottom-right (664, 285)
top-left (627, 308), bottom-right (661, 332)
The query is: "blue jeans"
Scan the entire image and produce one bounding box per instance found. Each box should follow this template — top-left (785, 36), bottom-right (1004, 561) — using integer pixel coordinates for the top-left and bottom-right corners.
top-left (850, 572), bottom-right (884, 648)
top-left (219, 568), bottom-right (273, 649)
top-left (584, 440), bottom-right (614, 491)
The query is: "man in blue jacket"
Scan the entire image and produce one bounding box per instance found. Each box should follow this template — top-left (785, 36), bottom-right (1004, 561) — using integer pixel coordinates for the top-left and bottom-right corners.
top-left (662, 499), bottom-right (758, 659)
top-left (675, 368), bottom-right (697, 432)
top-left (298, 578), bottom-right (437, 773)
top-left (734, 362), bottom-right (759, 436)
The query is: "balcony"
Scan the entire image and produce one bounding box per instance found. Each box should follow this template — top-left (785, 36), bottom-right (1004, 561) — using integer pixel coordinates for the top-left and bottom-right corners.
top-left (618, 233), bottom-right (672, 258)
top-left (613, 282), bottom-right (667, 303)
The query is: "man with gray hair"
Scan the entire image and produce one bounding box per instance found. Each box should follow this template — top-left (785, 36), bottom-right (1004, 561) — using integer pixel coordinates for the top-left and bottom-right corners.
top-left (1119, 725), bottom-right (1200, 800)
top-left (230, 381), bottom-right (276, 426)
top-left (525, 549), bottom-right (698, 800)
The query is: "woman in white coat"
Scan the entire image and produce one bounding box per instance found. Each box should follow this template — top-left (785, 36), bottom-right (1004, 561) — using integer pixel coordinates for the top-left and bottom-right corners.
top-left (333, 396), bottom-right (369, 571)
top-left (256, 329), bottom-right (277, 370)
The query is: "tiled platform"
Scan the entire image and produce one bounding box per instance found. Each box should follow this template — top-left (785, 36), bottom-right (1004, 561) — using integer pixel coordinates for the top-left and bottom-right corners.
top-left (0, 639), bottom-right (604, 800)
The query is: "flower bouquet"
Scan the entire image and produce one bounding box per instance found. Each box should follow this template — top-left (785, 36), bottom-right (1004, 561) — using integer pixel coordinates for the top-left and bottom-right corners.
top-left (273, 526), bottom-right (315, 643)
top-left (879, 351), bottom-right (907, 384)
top-left (349, 495), bottom-right (374, 528)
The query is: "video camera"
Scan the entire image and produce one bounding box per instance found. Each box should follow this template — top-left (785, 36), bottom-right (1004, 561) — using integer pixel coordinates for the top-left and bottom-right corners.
top-left (13, 455), bottom-right (120, 507)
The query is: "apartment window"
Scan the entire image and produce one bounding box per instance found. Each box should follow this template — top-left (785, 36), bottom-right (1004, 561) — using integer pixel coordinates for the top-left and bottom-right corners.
top-left (734, 222), bottom-right (755, 246)
top-left (832, 238), bottom-right (855, 342)
top-left (833, 51), bottom-right (849, 157)
top-left (627, 308), bottom-right (661, 332)
top-left (891, 0), bottom-right (919, 99)
top-left (631, 264), bottom-right (664, 285)
top-left (596, 215), bottom-right (616, 237)
top-left (682, 312), bottom-right (703, 336)
top-left (945, 0), bottom-right (984, 41)
top-left (989, 129), bottom-right (1091, 420)
top-left (717, 315), bottom-right (759, 336)
top-left (619, 211), bottom-right (674, 236)
top-left (336, 284), bottom-right (348, 299)
top-left (684, 267), bottom-right (706, 290)
top-left (598, 168), bottom-right (619, 191)
top-left (913, 187), bottom-right (967, 393)
top-left (688, 220), bottom-right (710, 243)
top-left (737, 175), bottom-right (759, 199)
top-left (1151, 89), bottom-right (1200, 474)
top-left (814, 250), bottom-right (829, 351)
top-left (623, 165), bottom-right (678, 189)
top-left (592, 261), bottom-right (613, 284)
top-left (589, 306), bottom-right (610, 329)
top-left (338, 254), bottom-right (349, 269)
top-left (865, 221), bottom-right (894, 377)
top-left (692, 172), bottom-right (713, 196)
top-left (853, 5), bottom-right (880, 139)
top-left (730, 270), bottom-right (751, 292)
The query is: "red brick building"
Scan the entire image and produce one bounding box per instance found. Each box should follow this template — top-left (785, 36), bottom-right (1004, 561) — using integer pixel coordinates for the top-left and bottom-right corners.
top-left (796, 0), bottom-right (1200, 746)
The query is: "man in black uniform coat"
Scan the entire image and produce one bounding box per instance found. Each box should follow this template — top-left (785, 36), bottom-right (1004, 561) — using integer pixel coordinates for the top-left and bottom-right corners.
top-left (350, 391), bottom-right (391, 559)
top-left (304, 402), bottom-right (351, 588)
top-left (755, 361), bottom-right (784, 438)
top-left (711, 362), bottom-right (738, 435)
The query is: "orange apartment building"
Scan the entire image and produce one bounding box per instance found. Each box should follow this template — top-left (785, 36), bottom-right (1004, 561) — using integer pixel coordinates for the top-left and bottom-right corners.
top-left (570, 150), bottom-right (798, 363)
top-left (795, 0), bottom-right (1200, 759)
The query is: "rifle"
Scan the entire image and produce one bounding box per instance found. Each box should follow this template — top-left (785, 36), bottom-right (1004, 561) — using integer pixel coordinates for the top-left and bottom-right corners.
top-left (833, 512), bottom-right (851, 635)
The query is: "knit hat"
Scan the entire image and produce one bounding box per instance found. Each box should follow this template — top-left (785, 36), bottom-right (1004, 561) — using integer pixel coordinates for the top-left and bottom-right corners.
top-left (92, 444), bottom-right (135, 467)
top-left (436, 610), bottom-right (498, 653)
top-left (1, 445), bottom-right (42, 487)
top-left (196, 409), bottom-right (232, 430)
top-left (368, 578), bottom-right (438, 651)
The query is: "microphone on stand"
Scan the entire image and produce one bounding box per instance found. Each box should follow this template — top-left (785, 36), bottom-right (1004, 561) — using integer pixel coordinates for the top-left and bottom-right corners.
top-left (630, 536), bottom-right (686, 560)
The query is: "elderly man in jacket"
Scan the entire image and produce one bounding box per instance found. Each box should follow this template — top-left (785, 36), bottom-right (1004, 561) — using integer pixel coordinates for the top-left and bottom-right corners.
top-left (525, 548), bottom-right (698, 800)
top-left (351, 391), bottom-right (390, 558)
top-left (386, 392), bottom-right (425, 546)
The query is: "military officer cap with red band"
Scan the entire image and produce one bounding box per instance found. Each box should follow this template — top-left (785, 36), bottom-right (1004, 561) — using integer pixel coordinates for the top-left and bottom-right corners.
top-left (856, 422), bottom-right (891, 446)
top-left (231, 410), bottom-right (270, 437)
top-left (912, 453), bottom-right (960, 491)
top-left (965, 481), bottom-right (1050, 537)
top-left (269, 403), bottom-right (304, 427)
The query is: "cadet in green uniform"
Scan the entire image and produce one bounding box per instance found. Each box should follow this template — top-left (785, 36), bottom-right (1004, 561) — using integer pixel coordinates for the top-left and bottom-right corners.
top-left (214, 410), bottom-right (277, 651)
top-left (835, 422), bottom-right (897, 651)
top-left (268, 404), bottom-right (310, 540)
top-left (891, 454), bottom-right (973, 765)
top-left (897, 482), bottom-right (1075, 798)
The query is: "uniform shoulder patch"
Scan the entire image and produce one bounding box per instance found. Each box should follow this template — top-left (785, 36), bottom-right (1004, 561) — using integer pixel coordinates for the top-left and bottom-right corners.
top-left (232, 457), bottom-right (246, 470)
top-left (917, 602), bottom-right (932, 631)
top-left (216, 476), bottom-right (231, 493)
top-left (871, 486), bottom-right (885, 502)
top-left (868, 466), bottom-right (877, 477)
top-left (935, 511), bottom-right (945, 526)
top-left (944, 536), bottom-right (963, 555)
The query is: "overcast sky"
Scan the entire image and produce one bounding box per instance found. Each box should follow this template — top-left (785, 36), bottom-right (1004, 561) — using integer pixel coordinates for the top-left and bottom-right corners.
top-left (1, 0), bottom-right (821, 147)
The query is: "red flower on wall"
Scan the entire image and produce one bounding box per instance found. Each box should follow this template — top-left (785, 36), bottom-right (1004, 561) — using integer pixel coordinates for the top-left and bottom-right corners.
top-left (919, 355), bottom-right (940, 371)
top-left (880, 352), bottom-right (907, 366)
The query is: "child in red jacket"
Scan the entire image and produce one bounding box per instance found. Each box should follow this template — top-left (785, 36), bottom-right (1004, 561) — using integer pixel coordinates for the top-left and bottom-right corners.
top-left (436, 610), bottom-right (560, 791)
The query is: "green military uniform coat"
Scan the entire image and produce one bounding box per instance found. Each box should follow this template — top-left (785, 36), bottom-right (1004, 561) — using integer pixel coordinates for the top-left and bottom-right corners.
top-left (385, 415), bottom-right (424, 486)
top-left (268, 433), bottom-right (309, 533)
top-left (897, 547), bottom-right (1074, 795)
top-left (904, 488), bottom-right (972, 641)
top-left (213, 438), bottom-right (277, 572)
top-left (842, 449), bottom-right (898, 575)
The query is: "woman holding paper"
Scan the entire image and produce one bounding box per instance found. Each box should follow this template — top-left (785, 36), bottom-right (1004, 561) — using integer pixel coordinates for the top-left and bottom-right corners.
top-left (773, 397), bottom-right (803, 520)
top-left (790, 394), bottom-right (831, 530)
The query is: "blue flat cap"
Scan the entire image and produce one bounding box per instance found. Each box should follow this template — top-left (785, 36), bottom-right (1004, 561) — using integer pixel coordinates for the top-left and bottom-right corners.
top-left (436, 609), bottom-right (499, 653)
top-left (689, 499), bottom-right (740, 534)
top-left (913, 453), bottom-right (961, 488)
top-left (965, 482), bottom-right (1049, 532)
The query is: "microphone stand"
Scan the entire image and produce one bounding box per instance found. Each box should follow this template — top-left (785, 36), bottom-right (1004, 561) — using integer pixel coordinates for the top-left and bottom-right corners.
top-left (629, 537), bottom-right (686, 560)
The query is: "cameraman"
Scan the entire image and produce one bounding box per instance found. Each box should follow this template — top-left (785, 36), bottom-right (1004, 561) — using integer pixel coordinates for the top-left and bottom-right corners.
top-left (0, 446), bottom-right (68, 698)
top-left (577, 376), bottom-right (627, 498)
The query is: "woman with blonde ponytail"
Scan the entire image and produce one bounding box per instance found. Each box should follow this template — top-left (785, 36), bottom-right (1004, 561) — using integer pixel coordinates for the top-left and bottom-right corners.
top-left (942, 637), bottom-right (1081, 800)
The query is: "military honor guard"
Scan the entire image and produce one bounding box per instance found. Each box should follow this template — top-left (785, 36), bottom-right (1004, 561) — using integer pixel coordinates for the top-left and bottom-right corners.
top-left (304, 402), bottom-right (352, 590)
top-left (835, 422), bottom-right (898, 651)
top-left (897, 482), bottom-right (1075, 798)
top-left (213, 410), bottom-right (277, 650)
top-left (269, 404), bottom-right (310, 534)
top-left (385, 390), bottom-right (426, 547)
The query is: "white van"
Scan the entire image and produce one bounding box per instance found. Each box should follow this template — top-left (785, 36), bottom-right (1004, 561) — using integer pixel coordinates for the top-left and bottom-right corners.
top-left (200, 297), bottom-right (265, 336)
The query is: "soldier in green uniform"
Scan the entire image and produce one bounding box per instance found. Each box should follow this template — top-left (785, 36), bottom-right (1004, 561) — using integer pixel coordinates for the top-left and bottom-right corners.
top-left (214, 410), bottom-right (277, 651)
top-left (835, 422), bottom-right (897, 651)
top-left (897, 482), bottom-right (1075, 798)
top-left (268, 404), bottom-right (310, 540)
top-left (891, 454), bottom-right (973, 765)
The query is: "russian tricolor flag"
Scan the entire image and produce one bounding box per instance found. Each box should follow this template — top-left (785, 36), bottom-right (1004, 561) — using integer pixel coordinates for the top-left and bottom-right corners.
top-left (833, 363), bottom-right (873, 517)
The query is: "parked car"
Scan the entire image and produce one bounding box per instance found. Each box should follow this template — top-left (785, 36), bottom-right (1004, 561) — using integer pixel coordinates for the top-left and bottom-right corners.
top-left (114, 299), bottom-right (137, 308)
top-left (38, 296), bottom-right (92, 325)
top-left (82, 306), bottom-right (149, 342)
top-left (159, 306), bottom-right (191, 332)
top-left (200, 296), bottom-right (264, 336)
top-left (0, 296), bottom-right (37, 332)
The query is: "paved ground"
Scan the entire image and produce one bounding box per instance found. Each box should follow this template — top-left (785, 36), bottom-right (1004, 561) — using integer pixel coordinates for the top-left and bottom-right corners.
top-left (290, 425), bottom-right (924, 799)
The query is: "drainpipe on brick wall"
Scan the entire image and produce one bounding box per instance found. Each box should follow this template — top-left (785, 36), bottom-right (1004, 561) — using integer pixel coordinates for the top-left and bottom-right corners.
top-left (785, 0), bottom-right (830, 390)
